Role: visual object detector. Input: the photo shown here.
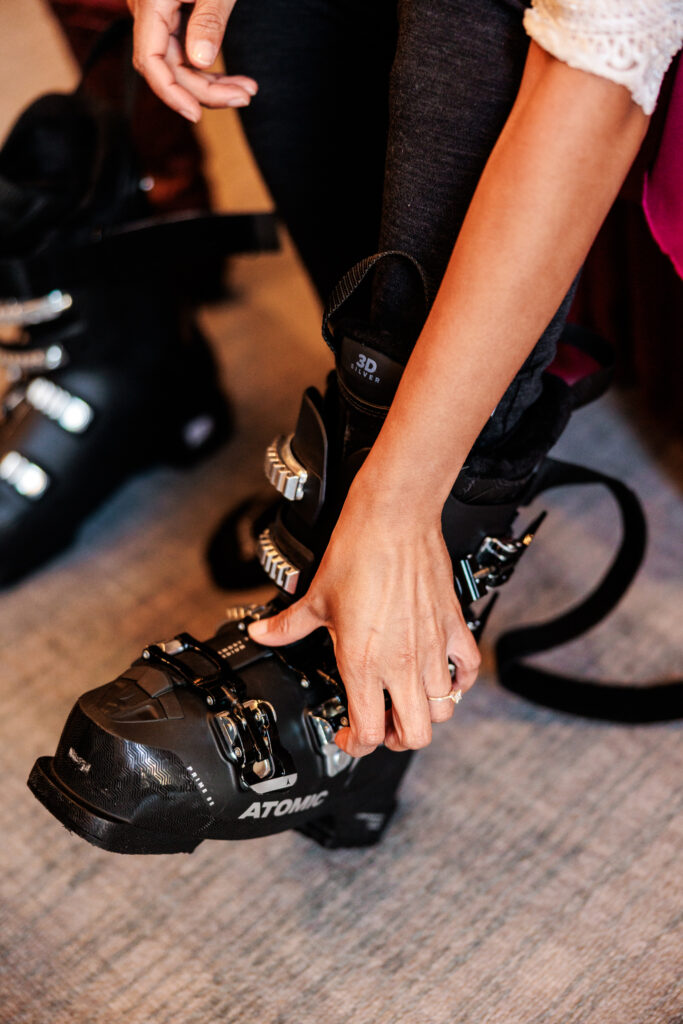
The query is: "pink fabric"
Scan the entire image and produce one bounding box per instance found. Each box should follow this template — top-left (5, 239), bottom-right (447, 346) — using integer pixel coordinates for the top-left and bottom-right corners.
top-left (547, 343), bottom-right (600, 386)
top-left (643, 59), bottom-right (683, 280)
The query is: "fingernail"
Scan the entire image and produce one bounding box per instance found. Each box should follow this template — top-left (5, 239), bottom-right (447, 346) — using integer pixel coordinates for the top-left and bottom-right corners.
top-left (180, 108), bottom-right (199, 123)
top-left (244, 81), bottom-right (258, 96)
top-left (248, 620), bottom-right (266, 638)
top-left (191, 41), bottom-right (215, 67)
top-left (232, 96), bottom-right (250, 107)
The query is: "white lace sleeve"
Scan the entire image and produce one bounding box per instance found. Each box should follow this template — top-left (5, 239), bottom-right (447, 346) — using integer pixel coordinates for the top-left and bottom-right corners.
top-left (523, 0), bottom-right (683, 114)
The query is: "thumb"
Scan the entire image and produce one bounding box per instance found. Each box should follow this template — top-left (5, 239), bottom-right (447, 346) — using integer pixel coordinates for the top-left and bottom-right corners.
top-left (248, 601), bottom-right (322, 647)
top-left (185, 0), bottom-right (236, 69)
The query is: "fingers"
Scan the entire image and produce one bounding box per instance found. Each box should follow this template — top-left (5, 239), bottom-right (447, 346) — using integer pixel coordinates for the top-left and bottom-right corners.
top-left (384, 617), bottom-right (480, 752)
top-left (334, 659), bottom-right (389, 759)
top-left (133, 0), bottom-right (196, 117)
top-left (447, 621), bottom-right (481, 697)
top-left (169, 37), bottom-right (256, 108)
top-left (385, 668), bottom-right (434, 751)
top-left (247, 600), bottom-right (323, 647)
top-left (132, 0), bottom-right (256, 121)
top-left (185, 0), bottom-right (236, 69)
top-left (424, 659), bottom-right (460, 725)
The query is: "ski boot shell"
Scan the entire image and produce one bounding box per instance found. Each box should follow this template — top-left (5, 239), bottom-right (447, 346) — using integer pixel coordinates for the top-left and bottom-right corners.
top-left (0, 89), bottom-right (275, 585)
top-left (29, 250), bottom-right (663, 859)
top-left (28, 325), bottom-right (544, 854)
top-left (28, 611), bottom-right (412, 853)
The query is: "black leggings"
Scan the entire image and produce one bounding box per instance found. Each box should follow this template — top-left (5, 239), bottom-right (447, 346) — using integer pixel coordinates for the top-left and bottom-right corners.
top-left (224, 0), bottom-right (576, 450)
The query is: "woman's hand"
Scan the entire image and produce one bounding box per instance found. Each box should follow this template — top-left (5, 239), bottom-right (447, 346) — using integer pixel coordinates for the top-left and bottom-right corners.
top-left (248, 470), bottom-right (480, 757)
top-left (126, 0), bottom-right (257, 122)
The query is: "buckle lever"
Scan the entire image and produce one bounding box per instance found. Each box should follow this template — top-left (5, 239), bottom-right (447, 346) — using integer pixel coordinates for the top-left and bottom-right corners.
top-left (455, 511), bottom-right (547, 604)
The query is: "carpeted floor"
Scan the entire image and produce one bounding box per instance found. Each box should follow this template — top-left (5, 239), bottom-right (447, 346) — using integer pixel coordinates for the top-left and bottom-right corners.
top-left (0, 5), bottom-right (682, 1023)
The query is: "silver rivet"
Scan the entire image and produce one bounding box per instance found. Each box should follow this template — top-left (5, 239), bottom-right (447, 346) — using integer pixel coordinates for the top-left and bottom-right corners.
top-left (340, 717), bottom-right (349, 727)
top-left (300, 678), bottom-right (310, 688)
top-left (237, 621), bottom-right (246, 631)
top-left (206, 696), bottom-right (215, 706)
top-left (142, 650), bottom-right (150, 660)
top-left (234, 747), bottom-right (242, 759)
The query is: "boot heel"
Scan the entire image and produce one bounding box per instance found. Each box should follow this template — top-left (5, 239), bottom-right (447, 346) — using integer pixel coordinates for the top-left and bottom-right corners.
top-left (298, 747), bottom-right (413, 849)
top-left (296, 797), bottom-right (399, 849)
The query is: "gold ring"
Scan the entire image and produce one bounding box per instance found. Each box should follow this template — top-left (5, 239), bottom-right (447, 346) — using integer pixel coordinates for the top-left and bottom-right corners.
top-left (427, 685), bottom-right (463, 704)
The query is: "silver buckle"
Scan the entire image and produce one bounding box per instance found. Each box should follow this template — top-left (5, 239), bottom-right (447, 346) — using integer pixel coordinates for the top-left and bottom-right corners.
top-left (0, 450), bottom-right (49, 499)
top-left (264, 433), bottom-right (308, 501)
top-left (305, 696), bottom-right (354, 778)
top-left (0, 290), bottom-right (72, 328)
top-left (25, 377), bottom-right (93, 433)
top-left (257, 527), bottom-right (301, 594)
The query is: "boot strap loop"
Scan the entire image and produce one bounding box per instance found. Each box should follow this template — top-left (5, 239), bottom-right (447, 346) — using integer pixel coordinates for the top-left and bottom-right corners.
top-left (322, 250), bottom-right (430, 351)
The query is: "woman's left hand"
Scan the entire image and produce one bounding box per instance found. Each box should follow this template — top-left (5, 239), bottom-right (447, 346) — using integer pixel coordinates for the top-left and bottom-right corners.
top-left (127, 0), bottom-right (257, 122)
top-left (248, 471), bottom-right (480, 757)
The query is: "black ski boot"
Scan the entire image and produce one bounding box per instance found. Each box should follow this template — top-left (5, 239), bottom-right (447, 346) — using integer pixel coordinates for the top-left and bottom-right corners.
top-left (30, 251), bottom-right (667, 856)
top-left (27, 253), bottom-right (570, 853)
top-left (0, 89), bottom-right (274, 585)
top-left (28, 612), bottom-right (414, 853)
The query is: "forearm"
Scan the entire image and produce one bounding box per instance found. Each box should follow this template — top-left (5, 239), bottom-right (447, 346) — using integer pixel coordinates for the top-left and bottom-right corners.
top-left (357, 43), bottom-right (649, 516)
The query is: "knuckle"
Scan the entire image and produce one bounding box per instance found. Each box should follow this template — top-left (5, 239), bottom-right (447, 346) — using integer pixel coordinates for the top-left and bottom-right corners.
top-left (305, 589), bottom-right (327, 622)
top-left (275, 613), bottom-right (291, 634)
top-left (467, 646), bottom-right (482, 672)
top-left (424, 626), bottom-right (446, 655)
top-left (430, 705), bottom-right (453, 724)
top-left (191, 8), bottom-right (226, 37)
top-left (355, 726), bottom-right (384, 748)
top-left (408, 725), bottom-right (433, 750)
top-left (351, 650), bottom-right (380, 683)
top-left (395, 646), bottom-right (418, 672)
top-left (396, 721), bottom-right (432, 750)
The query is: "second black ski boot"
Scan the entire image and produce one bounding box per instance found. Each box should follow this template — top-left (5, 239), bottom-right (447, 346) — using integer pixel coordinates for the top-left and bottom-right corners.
top-left (0, 85), bottom-right (276, 585)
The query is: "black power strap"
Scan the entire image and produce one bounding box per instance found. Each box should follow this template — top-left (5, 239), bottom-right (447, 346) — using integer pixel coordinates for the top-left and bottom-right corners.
top-left (496, 456), bottom-right (683, 722)
top-left (322, 250), bottom-right (430, 351)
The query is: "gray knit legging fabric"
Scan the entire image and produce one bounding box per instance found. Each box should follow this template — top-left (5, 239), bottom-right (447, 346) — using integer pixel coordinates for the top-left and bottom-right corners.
top-left (224, 0), bottom-right (576, 450)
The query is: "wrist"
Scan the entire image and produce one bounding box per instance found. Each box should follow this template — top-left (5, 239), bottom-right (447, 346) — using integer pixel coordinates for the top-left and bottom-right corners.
top-left (347, 453), bottom-right (452, 527)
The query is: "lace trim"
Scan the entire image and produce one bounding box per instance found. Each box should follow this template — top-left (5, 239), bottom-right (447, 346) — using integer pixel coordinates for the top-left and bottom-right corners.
top-left (524, 0), bottom-right (683, 114)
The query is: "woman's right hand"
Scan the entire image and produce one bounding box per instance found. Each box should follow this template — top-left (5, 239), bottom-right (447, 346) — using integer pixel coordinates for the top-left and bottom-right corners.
top-left (127, 0), bottom-right (257, 122)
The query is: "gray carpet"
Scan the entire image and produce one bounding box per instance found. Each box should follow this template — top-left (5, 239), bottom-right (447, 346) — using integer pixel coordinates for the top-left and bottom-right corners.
top-left (0, 8), bottom-right (682, 1015)
top-left (0, 242), bottom-right (681, 1024)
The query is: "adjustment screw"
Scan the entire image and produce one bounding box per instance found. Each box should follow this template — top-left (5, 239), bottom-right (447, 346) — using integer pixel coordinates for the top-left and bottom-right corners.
top-left (206, 696), bottom-right (215, 706)
top-left (142, 649), bottom-right (150, 660)
top-left (300, 678), bottom-right (310, 688)
top-left (237, 622), bottom-right (246, 631)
